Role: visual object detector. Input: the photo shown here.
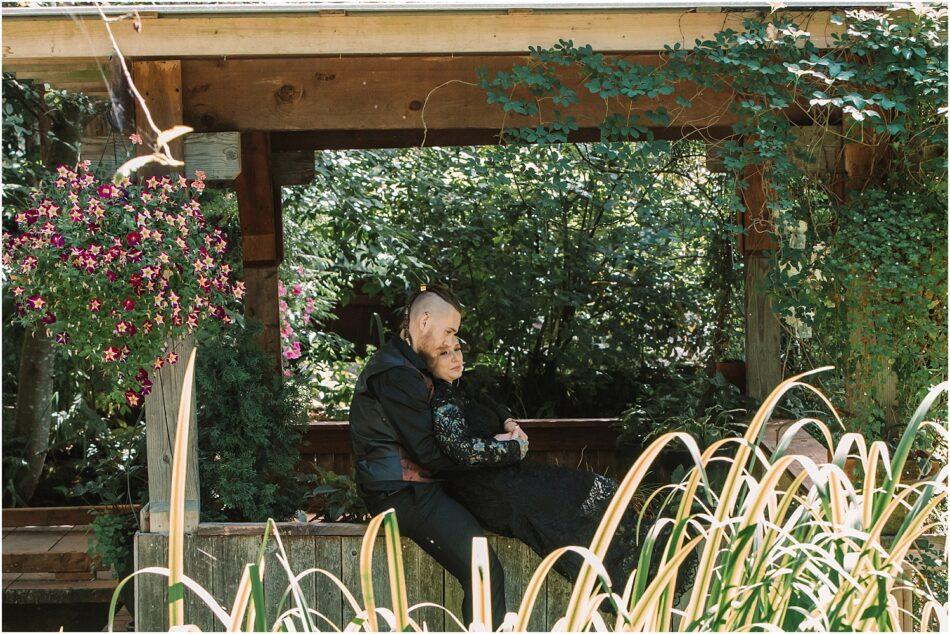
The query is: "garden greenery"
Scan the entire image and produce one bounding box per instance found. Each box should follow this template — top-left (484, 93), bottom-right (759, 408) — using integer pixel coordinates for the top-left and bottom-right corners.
top-left (472, 6), bottom-right (947, 435)
top-left (285, 139), bottom-right (744, 418)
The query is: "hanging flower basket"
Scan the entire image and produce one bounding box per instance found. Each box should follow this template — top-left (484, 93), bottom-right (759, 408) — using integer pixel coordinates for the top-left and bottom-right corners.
top-left (3, 160), bottom-right (244, 406)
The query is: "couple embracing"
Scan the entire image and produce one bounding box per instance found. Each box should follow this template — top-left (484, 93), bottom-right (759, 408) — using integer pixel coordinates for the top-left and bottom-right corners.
top-left (348, 285), bottom-right (663, 628)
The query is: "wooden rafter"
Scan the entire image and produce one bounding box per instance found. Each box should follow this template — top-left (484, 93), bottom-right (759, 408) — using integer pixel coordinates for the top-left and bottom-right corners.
top-left (2, 10), bottom-right (845, 60)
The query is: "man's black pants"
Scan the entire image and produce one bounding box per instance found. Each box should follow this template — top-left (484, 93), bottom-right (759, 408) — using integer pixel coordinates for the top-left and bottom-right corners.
top-left (361, 483), bottom-right (508, 628)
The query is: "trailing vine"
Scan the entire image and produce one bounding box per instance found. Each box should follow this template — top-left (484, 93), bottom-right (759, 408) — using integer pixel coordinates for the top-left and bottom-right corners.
top-left (475, 6), bottom-right (947, 436)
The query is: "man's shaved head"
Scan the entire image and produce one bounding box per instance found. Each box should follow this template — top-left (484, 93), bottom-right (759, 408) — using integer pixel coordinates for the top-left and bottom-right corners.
top-left (402, 285), bottom-right (463, 358)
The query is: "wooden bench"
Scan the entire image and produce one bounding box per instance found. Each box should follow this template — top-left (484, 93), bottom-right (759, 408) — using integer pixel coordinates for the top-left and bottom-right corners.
top-left (300, 418), bottom-right (622, 480)
top-left (135, 522), bottom-right (575, 632)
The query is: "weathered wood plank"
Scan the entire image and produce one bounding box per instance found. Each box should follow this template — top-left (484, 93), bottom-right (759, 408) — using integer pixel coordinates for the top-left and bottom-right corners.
top-left (341, 535), bottom-right (393, 629)
top-left (311, 535), bottom-right (343, 630)
top-left (402, 538), bottom-right (445, 631)
top-left (80, 132), bottom-right (241, 181)
top-left (443, 557), bottom-right (466, 632)
top-left (184, 533), bottom-right (216, 632)
top-left (2, 504), bottom-right (141, 528)
top-left (135, 531), bottom-right (169, 632)
top-left (211, 534), bottom-right (260, 632)
top-left (545, 568), bottom-right (573, 631)
top-left (489, 536), bottom-right (546, 631)
top-left (143, 335), bottom-right (200, 533)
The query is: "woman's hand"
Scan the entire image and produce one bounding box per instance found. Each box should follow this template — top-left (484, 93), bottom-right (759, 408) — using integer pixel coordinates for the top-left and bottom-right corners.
top-left (503, 418), bottom-right (529, 442)
top-left (494, 431), bottom-right (528, 459)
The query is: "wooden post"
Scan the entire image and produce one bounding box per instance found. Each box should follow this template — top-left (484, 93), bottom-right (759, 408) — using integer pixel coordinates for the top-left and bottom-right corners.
top-left (839, 131), bottom-right (897, 427)
top-left (740, 163), bottom-right (783, 402)
top-left (235, 131), bottom-right (284, 369)
top-left (132, 59), bottom-right (201, 533)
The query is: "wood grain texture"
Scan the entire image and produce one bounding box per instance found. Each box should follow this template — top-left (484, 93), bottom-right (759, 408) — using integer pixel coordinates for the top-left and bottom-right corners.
top-left (184, 532), bottom-right (218, 632)
top-left (132, 59), bottom-right (184, 179)
top-left (3, 11), bottom-right (845, 59)
top-left (143, 335), bottom-right (200, 533)
top-left (744, 253), bottom-right (783, 402)
top-left (181, 55), bottom-right (753, 136)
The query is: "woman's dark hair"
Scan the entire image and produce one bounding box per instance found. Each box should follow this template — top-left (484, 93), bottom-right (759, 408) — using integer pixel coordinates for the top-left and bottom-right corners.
top-left (398, 283), bottom-right (464, 340)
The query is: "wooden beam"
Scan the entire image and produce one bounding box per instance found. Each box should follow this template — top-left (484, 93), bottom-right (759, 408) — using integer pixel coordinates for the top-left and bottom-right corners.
top-left (740, 161), bottom-right (782, 403)
top-left (243, 266), bottom-right (283, 371)
top-left (81, 131), bottom-right (242, 181)
top-left (272, 150), bottom-right (315, 186)
top-left (738, 164), bottom-right (777, 253)
top-left (132, 60), bottom-right (201, 534)
top-left (236, 131), bottom-right (284, 370)
top-left (143, 336), bottom-right (201, 534)
top-left (235, 132), bottom-right (282, 265)
top-left (180, 55), bottom-right (811, 136)
top-left (2, 11), bottom-right (846, 60)
top-left (745, 253), bottom-right (783, 402)
top-left (132, 59), bottom-right (184, 179)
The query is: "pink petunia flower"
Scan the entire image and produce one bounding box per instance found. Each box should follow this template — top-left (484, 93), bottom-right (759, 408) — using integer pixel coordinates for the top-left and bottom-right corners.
top-left (125, 389), bottom-right (142, 407)
top-left (26, 294), bottom-right (45, 310)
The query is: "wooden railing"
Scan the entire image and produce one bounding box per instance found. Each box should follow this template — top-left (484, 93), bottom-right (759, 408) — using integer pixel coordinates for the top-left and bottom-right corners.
top-left (298, 418), bottom-right (622, 478)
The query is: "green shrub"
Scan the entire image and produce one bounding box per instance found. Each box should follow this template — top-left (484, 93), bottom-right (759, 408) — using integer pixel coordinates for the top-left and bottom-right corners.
top-left (196, 321), bottom-right (308, 522)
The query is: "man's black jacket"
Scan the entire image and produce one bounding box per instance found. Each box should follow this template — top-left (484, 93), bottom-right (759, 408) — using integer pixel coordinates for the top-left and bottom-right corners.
top-left (349, 336), bottom-right (475, 493)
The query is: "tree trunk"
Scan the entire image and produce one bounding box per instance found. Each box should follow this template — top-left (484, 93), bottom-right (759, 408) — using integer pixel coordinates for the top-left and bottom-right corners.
top-left (12, 329), bottom-right (55, 503)
top-left (10, 92), bottom-right (83, 503)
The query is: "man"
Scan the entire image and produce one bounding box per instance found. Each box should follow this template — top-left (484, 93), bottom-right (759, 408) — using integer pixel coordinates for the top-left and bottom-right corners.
top-left (348, 284), bottom-right (518, 628)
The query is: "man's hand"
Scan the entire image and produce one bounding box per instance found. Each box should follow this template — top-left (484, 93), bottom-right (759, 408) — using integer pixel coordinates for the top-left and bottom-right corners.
top-left (503, 418), bottom-right (529, 442)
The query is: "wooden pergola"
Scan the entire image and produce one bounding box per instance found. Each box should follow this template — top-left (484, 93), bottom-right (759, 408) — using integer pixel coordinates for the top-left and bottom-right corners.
top-left (3, 3), bottom-right (881, 629)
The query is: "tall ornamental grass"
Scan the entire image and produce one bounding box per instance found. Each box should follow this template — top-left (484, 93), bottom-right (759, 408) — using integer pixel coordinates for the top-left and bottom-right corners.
top-left (109, 355), bottom-right (948, 632)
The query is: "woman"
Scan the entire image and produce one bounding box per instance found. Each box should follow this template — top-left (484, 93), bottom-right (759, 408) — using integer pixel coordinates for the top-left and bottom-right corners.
top-left (425, 341), bottom-right (687, 601)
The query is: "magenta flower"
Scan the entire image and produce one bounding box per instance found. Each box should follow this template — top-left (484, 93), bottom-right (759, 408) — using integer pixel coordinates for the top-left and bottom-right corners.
top-left (123, 298), bottom-right (135, 311)
top-left (135, 368), bottom-right (149, 382)
top-left (24, 208), bottom-right (39, 224)
top-left (127, 249), bottom-right (143, 263)
top-left (114, 320), bottom-right (137, 336)
top-left (105, 270), bottom-right (117, 282)
top-left (97, 184), bottom-right (115, 199)
top-left (50, 233), bottom-right (65, 248)
top-left (125, 389), bottom-right (142, 407)
top-left (26, 294), bottom-right (46, 310)
top-left (103, 347), bottom-right (120, 362)
top-left (89, 298), bottom-right (103, 312)
top-left (41, 311), bottom-right (57, 325)
top-left (125, 231), bottom-right (142, 247)
top-left (54, 331), bottom-right (70, 345)
top-left (139, 379), bottom-right (153, 397)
